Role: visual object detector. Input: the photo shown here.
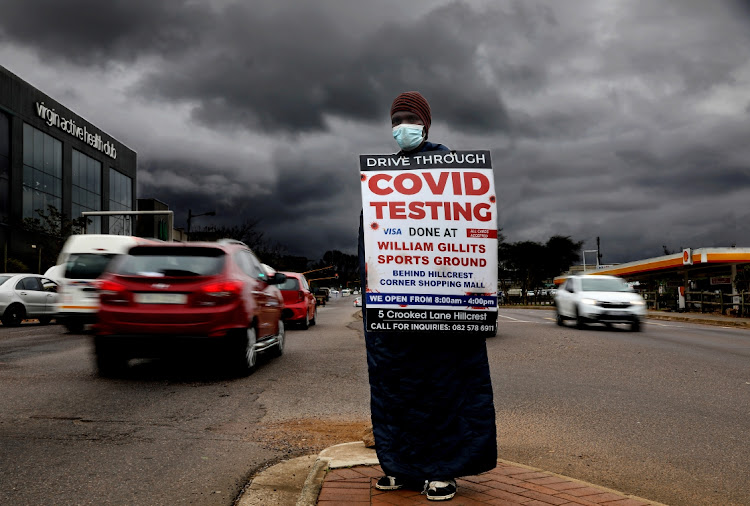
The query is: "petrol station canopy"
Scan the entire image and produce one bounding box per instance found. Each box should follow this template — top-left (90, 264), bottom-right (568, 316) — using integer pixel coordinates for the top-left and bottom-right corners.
top-left (554, 247), bottom-right (750, 291)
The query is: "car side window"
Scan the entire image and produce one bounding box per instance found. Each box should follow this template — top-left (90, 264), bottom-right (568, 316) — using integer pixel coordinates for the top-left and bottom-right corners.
top-left (240, 250), bottom-right (262, 278)
top-left (301, 277), bottom-right (309, 291)
top-left (566, 279), bottom-right (575, 293)
top-left (18, 277), bottom-right (42, 291)
top-left (233, 250), bottom-right (251, 276)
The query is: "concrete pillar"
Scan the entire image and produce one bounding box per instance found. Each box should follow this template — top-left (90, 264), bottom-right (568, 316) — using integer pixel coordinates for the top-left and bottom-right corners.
top-left (732, 264), bottom-right (739, 311)
top-left (679, 271), bottom-right (688, 311)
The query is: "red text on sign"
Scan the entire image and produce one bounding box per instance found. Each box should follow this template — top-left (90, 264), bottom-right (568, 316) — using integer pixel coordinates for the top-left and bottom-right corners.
top-left (369, 201), bottom-right (491, 221)
top-left (368, 171), bottom-right (490, 196)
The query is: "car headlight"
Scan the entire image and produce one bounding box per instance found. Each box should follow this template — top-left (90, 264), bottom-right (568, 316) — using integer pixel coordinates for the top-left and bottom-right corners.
top-left (581, 298), bottom-right (597, 305)
top-left (632, 299), bottom-right (646, 305)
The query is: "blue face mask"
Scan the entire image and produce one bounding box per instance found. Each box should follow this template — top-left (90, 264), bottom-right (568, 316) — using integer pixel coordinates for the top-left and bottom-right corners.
top-left (392, 124), bottom-right (425, 151)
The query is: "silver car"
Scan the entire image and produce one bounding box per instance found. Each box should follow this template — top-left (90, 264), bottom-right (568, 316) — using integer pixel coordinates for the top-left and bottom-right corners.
top-left (554, 274), bottom-right (646, 331)
top-left (0, 274), bottom-right (59, 327)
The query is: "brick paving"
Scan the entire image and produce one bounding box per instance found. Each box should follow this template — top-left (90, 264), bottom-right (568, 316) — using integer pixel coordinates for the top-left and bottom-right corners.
top-left (317, 462), bottom-right (659, 506)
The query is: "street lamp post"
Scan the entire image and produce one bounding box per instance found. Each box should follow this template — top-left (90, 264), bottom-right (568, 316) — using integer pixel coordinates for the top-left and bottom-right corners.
top-left (31, 244), bottom-right (41, 273)
top-left (187, 209), bottom-right (216, 236)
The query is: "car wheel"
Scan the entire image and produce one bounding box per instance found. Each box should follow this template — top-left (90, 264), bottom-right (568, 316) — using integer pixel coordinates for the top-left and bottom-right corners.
top-left (310, 306), bottom-right (317, 326)
top-left (64, 319), bottom-right (85, 334)
top-left (228, 326), bottom-right (259, 375)
top-left (575, 306), bottom-right (586, 329)
top-left (1, 304), bottom-right (25, 327)
top-left (555, 311), bottom-right (564, 326)
top-left (272, 320), bottom-right (285, 357)
top-left (38, 316), bottom-right (52, 325)
top-left (94, 337), bottom-right (128, 377)
top-left (301, 311), bottom-right (310, 330)
top-left (630, 319), bottom-right (641, 332)
top-left (237, 326), bottom-right (258, 375)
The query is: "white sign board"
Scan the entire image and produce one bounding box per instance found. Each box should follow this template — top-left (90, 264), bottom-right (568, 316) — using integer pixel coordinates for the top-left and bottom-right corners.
top-left (359, 150), bottom-right (497, 336)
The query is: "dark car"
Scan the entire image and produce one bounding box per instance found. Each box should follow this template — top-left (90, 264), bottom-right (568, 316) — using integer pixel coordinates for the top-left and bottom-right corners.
top-left (93, 240), bottom-right (286, 376)
top-left (279, 272), bottom-right (317, 329)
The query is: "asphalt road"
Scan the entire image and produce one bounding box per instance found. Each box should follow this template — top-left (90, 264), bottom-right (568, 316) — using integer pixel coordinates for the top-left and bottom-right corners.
top-left (491, 308), bottom-right (750, 506)
top-left (0, 297), bottom-right (367, 506)
top-left (1, 300), bottom-right (749, 505)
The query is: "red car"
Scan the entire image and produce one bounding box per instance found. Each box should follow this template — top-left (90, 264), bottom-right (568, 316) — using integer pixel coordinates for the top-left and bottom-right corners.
top-left (279, 271), bottom-right (317, 329)
top-left (93, 240), bottom-right (286, 376)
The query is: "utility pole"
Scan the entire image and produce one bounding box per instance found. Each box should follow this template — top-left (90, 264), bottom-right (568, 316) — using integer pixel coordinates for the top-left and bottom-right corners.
top-left (582, 249), bottom-right (599, 271)
top-left (597, 236), bottom-right (602, 266)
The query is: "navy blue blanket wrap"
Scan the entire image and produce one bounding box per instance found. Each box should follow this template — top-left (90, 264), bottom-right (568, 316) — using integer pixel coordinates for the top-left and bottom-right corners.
top-left (358, 144), bottom-right (497, 481)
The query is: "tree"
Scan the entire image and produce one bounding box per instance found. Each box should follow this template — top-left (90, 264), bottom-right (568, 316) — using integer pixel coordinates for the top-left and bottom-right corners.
top-left (499, 240), bottom-right (547, 302)
top-left (304, 250), bottom-right (358, 288)
top-left (498, 234), bottom-right (582, 303)
top-left (19, 205), bottom-right (90, 272)
top-left (543, 235), bottom-right (584, 280)
top-left (190, 219), bottom-right (289, 266)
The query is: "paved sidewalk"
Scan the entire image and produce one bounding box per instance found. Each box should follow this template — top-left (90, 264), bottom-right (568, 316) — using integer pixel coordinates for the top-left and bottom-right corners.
top-left (320, 464), bottom-right (663, 505)
top-left (303, 443), bottom-right (666, 506)
top-left (645, 309), bottom-right (750, 328)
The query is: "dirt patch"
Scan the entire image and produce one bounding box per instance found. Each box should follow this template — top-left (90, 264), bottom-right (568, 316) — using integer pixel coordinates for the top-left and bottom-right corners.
top-left (257, 418), bottom-right (370, 454)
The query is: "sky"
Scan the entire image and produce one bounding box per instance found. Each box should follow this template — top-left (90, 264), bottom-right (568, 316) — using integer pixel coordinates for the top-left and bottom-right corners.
top-left (2, 0), bottom-right (750, 265)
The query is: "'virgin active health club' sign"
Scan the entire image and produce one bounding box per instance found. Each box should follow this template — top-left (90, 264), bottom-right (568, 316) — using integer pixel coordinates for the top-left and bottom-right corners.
top-left (360, 150), bottom-right (498, 336)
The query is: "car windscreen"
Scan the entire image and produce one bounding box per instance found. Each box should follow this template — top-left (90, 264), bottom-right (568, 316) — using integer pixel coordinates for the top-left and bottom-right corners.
top-left (113, 246), bottom-right (225, 277)
top-left (278, 277), bottom-right (300, 291)
top-left (65, 253), bottom-right (118, 279)
top-left (581, 277), bottom-right (632, 292)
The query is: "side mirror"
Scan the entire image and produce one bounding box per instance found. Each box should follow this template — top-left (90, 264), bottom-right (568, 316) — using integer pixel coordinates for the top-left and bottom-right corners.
top-left (266, 272), bottom-right (287, 285)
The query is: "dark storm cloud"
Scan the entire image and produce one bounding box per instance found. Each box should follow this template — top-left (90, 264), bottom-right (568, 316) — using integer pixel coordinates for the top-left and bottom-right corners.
top-left (131, 1), bottom-right (511, 134)
top-left (137, 147), bottom-right (363, 258)
top-left (0, 0), bottom-right (209, 64)
top-left (3, 0), bottom-right (750, 265)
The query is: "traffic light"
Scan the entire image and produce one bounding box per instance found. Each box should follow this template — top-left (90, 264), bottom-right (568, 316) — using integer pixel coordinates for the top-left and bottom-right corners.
top-left (335, 273), bottom-right (339, 279)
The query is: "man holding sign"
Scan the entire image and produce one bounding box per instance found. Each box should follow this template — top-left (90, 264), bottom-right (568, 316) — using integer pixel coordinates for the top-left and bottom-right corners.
top-left (358, 92), bottom-right (497, 501)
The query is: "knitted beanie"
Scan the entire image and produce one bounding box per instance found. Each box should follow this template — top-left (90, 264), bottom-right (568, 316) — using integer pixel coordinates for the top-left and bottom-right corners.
top-left (390, 91), bottom-right (432, 134)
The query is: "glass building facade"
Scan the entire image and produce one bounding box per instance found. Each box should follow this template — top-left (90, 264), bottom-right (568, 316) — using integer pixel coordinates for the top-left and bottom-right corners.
top-left (108, 168), bottom-right (133, 234)
top-left (0, 112), bottom-right (9, 224)
top-left (22, 123), bottom-right (62, 221)
top-left (1, 64), bottom-right (137, 272)
top-left (71, 149), bottom-right (102, 233)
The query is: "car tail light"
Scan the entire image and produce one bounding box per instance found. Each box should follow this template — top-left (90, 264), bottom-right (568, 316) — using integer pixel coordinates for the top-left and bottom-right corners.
top-left (98, 279), bottom-right (129, 305)
top-left (298, 290), bottom-right (305, 302)
top-left (194, 279), bottom-right (243, 306)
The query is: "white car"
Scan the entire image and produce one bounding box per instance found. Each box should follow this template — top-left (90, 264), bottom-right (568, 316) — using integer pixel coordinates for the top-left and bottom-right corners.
top-left (0, 273), bottom-right (59, 326)
top-left (353, 297), bottom-right (362, 307)
top-left (52, 234), bottom-right (160, 333)
top-left (554, 274), bottom-right (646, 331)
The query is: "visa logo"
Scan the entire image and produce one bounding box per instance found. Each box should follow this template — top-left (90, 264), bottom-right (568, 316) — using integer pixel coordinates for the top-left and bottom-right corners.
top-left (384, 228), bottom-right (402, 235)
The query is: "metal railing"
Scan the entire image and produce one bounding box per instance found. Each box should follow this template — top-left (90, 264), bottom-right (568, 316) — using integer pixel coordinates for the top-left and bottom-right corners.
top-left (642, 291), bottom-right (749, 317)
top-left (500, 293), bottom-right (555, 306)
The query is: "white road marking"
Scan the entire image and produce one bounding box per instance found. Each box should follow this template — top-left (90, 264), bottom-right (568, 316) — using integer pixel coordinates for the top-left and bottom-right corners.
top-left (497, 315), bottom-right (532, 323)
top-left (646, 321), bottom-right (683, 328)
